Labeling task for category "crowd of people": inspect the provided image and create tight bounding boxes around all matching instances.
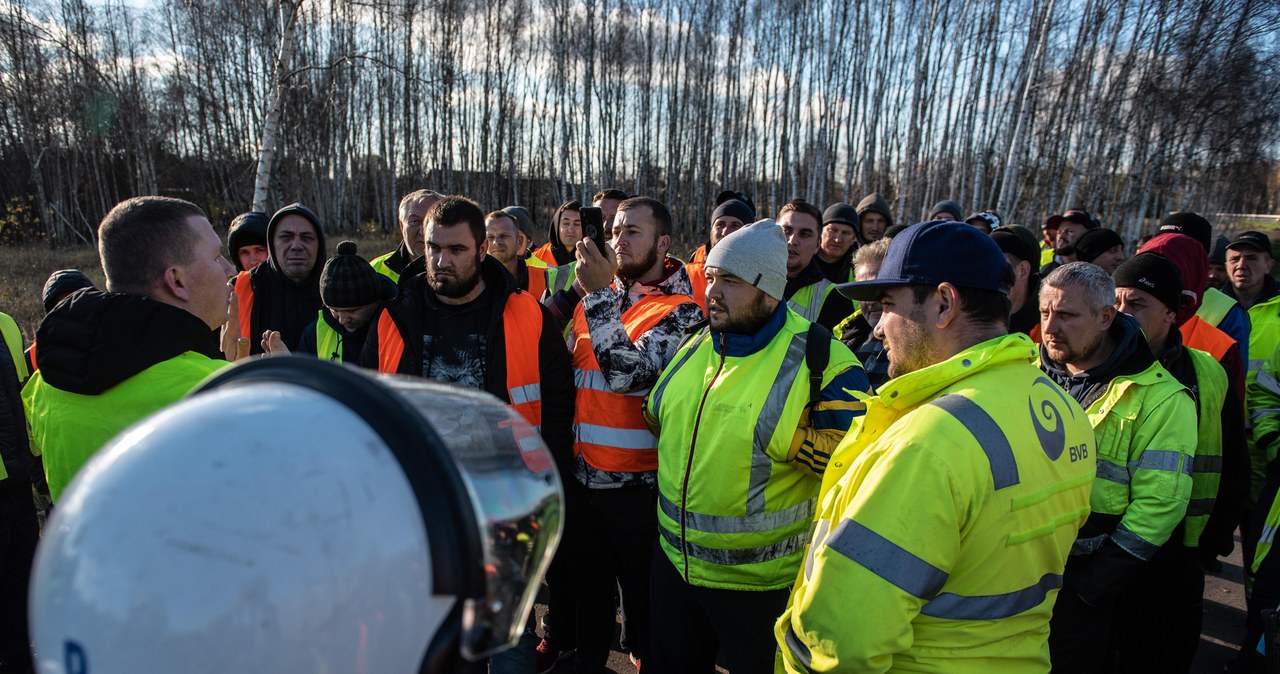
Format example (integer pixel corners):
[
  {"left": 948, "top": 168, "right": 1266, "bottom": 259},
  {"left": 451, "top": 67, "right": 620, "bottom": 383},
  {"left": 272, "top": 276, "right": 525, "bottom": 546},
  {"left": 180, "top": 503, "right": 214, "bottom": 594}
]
[{"left": 1, "top": 186, "right": 1279, "bottom": 674}]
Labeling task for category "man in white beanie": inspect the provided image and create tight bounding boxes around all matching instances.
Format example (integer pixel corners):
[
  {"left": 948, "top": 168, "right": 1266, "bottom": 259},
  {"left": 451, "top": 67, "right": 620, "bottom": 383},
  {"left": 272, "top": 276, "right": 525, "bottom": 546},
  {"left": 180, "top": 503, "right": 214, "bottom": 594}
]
[{"left": 643, "top": 219, "right": 870, "bottom": 673}]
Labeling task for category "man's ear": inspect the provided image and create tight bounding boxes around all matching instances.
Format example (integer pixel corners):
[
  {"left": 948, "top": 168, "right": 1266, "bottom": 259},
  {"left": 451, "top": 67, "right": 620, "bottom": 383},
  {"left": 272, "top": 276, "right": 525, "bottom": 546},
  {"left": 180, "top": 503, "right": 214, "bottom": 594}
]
[
  {"left": 935, "top": 282, "right": 962, "bottom": 329},
  {"left": 163, "top": 265, "right": 189, "bottom": 302},
  {"left": 477, "top": 237, "right": 489, "bottom": 257},
  {"left": 657, "top": 233, "right": 672, "bottom": 256},
  {"left": 1098, "top": 304, "right": 1118, "bottom": 332}
]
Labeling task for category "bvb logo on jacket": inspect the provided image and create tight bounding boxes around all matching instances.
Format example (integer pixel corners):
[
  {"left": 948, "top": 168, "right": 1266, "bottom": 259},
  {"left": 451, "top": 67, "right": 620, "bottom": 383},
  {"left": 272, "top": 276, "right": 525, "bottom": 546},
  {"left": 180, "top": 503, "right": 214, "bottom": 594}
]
[{"left": 1029, "top": 376, "right": 1089, "bottom": 462}]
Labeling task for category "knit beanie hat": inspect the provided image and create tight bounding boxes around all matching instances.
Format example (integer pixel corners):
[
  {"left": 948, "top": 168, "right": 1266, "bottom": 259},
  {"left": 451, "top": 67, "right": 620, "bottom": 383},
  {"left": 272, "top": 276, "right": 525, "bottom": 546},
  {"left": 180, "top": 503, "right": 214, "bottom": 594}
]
[
  {"left": 42, "top": 269, "right": 94, "bottom": 313},
  {"left": 227, "top": 211, "right": 269, "bottom": 271},
  {"left": 1114, "top": 253, "right": 1183, "bottom": 313},
  {"left": 705, "top": 219, "right": 788, "bottom": 301},
  {"left": 711, "top": 199, "right": 756, "bottom": 225},
  {"left": 1157, "top": 212, "right": 1212, "bottom": 253},
  {"left": 715, "top": 190, "right": 757, "bottom": 219},
  {"left": 929, "top": 200, "right": 963, "bottom": 221},
  {"left": 822, "top": 202, "right": 860, "bottom": 228},
  {"left": 990, "top": 226, "right": 1039, "bottom": 265},
  {"left": 1138, "top": 233, "right": 1207, "bottom": 324},
  {"left": 1209, "top": 235, "right": 1230, "bottom": 265},
  {"left": 320, "top": 241, "right": 383, "bottom": 308},
  {"left": 502, "top": 206, "right": 536, "bottom": 237},
  {"left": 1073, "top": 228, "right": 1125, "bottom": 264}
]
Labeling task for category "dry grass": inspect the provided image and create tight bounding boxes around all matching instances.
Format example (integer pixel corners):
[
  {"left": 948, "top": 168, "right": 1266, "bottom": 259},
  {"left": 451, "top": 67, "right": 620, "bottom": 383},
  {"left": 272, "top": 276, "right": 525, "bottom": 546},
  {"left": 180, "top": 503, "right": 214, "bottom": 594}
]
[{"left": 0, "top": 232, "right": 403, "bottom": 344}]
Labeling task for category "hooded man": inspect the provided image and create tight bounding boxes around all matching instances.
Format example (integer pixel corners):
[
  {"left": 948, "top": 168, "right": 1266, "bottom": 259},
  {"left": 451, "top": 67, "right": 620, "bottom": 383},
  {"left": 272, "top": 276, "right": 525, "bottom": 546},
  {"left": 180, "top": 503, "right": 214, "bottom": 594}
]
[
  {"left": 227, "top": 211, "right": 270, "bottom": 272},
  {"left": 855, "top": 193, "right": 893, "bottom": 243},
  {"left": 531, "top": 200, "right": 582, "bottom": 268},
  {"left": 233, "top": 203, "right": 328, "bottom": 356},
  {"left": 22, "top": 197, "right": 235, "bottom": 502},
  {"left": 926, "top": 199, "right": 963, "bottom": 222}
]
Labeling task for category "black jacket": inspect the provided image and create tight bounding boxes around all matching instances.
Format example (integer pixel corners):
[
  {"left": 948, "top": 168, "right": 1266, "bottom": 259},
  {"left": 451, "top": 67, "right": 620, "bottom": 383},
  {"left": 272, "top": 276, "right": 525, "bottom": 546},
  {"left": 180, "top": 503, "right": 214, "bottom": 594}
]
[
  {"left": 359, "top": 256, "right": 576, "bottom": 467},
  {"left": 36, "top": 288, "right": 221, "bottom": 396},
  {"left": 245, "top": 204, "right": 328, "bottom": 355},
  {"left": 298, "top": 276, "right": 397, "bottom": 363}
]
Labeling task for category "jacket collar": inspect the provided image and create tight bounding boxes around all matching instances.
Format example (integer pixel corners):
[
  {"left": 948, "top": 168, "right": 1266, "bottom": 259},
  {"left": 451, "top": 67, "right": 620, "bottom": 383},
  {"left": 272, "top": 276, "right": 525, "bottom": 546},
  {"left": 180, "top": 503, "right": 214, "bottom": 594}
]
[
  {"left": 874, "top": 333, "right": 1039, "bottom": 412},
  {"left": 711, "top": 302, "right": 788, "bottom": 357}
]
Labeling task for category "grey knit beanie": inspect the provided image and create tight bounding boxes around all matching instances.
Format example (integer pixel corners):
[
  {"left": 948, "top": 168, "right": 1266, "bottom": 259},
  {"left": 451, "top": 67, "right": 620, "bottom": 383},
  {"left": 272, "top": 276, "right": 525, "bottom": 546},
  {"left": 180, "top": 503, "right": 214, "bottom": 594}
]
[{"left": 705, "top": 219, "right": 788, "bottom": 301}]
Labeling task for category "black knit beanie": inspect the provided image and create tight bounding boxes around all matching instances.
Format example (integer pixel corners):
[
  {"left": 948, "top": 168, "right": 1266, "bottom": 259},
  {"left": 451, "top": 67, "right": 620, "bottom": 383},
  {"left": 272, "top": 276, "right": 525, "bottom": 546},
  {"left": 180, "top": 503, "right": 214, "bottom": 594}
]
[
  {"left": 1157, "top": 212, "right": 1212, "bottom": 253},
  {"left": 1114, "top": 253, "right": 1182, "bottom": 312},
  {"left": 712, "top": 199, "right": 756, "bottom": 224},
  {"left": 320, "top": 241, "right": 382, "bottom": 307},
  {"left": 1074, "top": 228, "right": 1125, "bottom": 263}
]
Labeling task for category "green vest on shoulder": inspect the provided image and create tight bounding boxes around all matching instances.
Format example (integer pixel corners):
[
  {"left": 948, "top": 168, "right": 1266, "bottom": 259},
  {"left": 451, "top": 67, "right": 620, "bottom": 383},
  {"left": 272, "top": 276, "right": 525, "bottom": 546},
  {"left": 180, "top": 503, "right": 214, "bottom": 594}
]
[
  {"left": 22, "top": 352, "right": 228, "bottom": 501},
  {"left": 1183, "top": 347, "right": 1228, "bottom": 547}
]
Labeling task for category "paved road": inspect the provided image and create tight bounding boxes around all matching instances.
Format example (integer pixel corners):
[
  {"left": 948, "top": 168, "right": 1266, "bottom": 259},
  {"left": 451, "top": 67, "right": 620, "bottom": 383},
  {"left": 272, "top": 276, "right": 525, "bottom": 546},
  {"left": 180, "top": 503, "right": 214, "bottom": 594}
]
[{"left": 532, "top": 534, "right": 1251, "bottom": 673}]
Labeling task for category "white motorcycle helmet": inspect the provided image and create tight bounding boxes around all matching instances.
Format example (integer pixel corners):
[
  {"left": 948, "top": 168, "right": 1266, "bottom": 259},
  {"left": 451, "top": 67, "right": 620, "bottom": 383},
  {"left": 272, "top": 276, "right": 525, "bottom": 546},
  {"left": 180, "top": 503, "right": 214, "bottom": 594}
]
[{"left": 30, "top": 357, "right": 562, "bottom": 674}]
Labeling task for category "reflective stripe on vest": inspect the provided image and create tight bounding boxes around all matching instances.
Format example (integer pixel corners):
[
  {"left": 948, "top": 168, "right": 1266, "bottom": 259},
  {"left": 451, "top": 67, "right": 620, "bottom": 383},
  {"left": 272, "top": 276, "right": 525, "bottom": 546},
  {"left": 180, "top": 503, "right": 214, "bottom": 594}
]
[
  {"left": 0, "top": 312, "right": 27, "bottom": 383},
  {"left": 1198, "top": 287, "right": 1237, "bottom": 326},
  {"left": 1183, "top": 347, "right": 1227, "bottom": 546},
  {"left": 571, "top": 292, "right": 692, "bottom": 473},
  {"left": 315, "top": 311, "right": 343, "bottom": 362},
  {"left": 787, "top": 278, "right": 833, "bottom": 323},
  {"left": 235, "top": 271, "right": 254, "bottom": 340},
  {"left": 502, "top": 291, "right": 545, "bottom": 428}
]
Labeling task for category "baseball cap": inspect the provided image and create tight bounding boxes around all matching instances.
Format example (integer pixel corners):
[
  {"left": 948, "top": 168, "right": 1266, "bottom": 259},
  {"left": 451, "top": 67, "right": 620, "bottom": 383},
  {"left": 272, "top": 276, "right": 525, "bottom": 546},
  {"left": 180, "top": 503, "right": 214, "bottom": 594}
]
[
  {"left": 1227, "top": 231, "right": 1274, "bottom": 257},
  {"left": 838, "top": 220, "right": 1010, "bottom": 301},
  {"left": 1045, "top": 211, "right": 1100, "bottom": 231}
]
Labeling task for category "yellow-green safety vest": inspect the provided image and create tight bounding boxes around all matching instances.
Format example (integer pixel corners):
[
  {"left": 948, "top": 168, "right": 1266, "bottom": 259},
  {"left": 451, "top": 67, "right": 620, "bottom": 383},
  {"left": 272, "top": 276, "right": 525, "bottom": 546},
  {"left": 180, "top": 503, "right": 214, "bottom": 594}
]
[
  {"left": 0, "top": 312, "right": 27, "bottom": 383},
  {"left": 1198, "top": 287, "right": 1238, "bottom": 327},
  {"left": 1076, "top": 360, "right": 1196, "bottom": 559},
  {"left": 315, "top": 312, "right": 343, "bottom": 362},
  {"left": 369, "top": 251, "right": 400, "bottom": 284},
  {"left": 647, "top": 308, "right": 859, "bottom": 591},
  {"left": 778, "top": 334, "right": 1096, "bottom": 673},
  {"left": 22, "top": 352, "right": 229, "bottom": 501},
  {"left": 787, "top": 278, "right": 835, "bottom": 324},
  {"left": 1183, "top": 347, "right": 1228, "bottom": 547}
]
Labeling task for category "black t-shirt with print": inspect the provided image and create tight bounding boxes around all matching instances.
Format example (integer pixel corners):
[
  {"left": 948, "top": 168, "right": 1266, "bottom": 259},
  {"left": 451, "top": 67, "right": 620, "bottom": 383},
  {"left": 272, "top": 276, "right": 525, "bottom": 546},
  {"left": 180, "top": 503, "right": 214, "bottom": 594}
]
[{"left": 421, "top": 283, "right": 494, "bottom": 389}]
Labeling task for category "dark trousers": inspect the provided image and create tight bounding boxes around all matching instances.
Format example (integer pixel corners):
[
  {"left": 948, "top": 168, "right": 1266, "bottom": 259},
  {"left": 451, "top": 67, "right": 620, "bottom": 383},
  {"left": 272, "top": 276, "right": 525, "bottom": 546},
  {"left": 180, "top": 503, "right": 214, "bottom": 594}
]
[
  {"left": 0, "top": 478, "right": 38, "bottom": 673},
  {"left": 647, "top": 542, "right": 789, "bottom": 674},
  {"left": 1108, "top": 547, "right": 1205, "bottom": 672},
  {"left": 568, "top": 481, "right": 656, "bottom": 673},
  {"left": 1049, "top": 556, "right": 1115, "bottom": 673}
]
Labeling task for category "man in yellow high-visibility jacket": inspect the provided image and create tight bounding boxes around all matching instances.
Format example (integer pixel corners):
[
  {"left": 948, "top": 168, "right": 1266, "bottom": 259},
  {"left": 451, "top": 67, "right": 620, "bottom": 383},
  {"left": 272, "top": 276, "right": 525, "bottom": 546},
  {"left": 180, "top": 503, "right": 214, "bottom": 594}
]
[{"left": 777, "top": 221, "right": 1097, "bottom": 673}]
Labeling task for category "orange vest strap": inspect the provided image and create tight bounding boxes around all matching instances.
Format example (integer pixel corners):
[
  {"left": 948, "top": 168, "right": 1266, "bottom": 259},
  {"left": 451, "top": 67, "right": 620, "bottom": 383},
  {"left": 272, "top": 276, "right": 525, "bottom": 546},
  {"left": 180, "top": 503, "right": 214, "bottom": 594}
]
[
  {"left": 234, "top": 272, "right": 254, "bottom": 341},
  {"left": 685, "top": 261, "right": 707, "bottom": 311},
  {"left": 527, "top": 265, "right": 549, "bottom": 299},
  {"left": 376, "top": 309, "right": 405, "bottom": 374},
  {"left": 503, "top": 291, "right": 545, "bottom": 428},
  {"left": 1181, "top": 315, "right": 1236, "bottom": 362}
]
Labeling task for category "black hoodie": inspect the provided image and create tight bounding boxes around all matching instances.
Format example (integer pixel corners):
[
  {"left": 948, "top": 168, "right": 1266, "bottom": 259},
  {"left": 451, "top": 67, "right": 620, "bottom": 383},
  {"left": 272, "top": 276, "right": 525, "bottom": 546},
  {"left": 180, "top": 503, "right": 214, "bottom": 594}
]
[
  {"left": 244, "top": 204, "right": 328, "bottom": 355},
  {"left": 35, "top": 288, "right": 221, "bottom": 396}
]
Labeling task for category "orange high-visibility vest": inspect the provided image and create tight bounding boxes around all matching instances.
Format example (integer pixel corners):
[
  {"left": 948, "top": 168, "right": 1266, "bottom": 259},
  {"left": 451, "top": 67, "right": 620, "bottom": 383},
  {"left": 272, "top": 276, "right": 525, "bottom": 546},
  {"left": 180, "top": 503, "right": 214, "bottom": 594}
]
[
  {"left": 1181, "top": 314, "right": 1237, "bottom": 363},
  {"left": 571, "top": 292, "right": 691, "bottom": 472},
  {"left": 374, "top": 291, "right": 545, "bottom": 428},
  {"left": 234, "top": 271, "right": 254, "bottom": 341},
  {"left": 685, "top": 260, "right": 707, "bottom": 311},
  {"left": 527, "top": 265, "right": 549, "bottom": 299},
  {"left": 689, "top": 244, "right": 707, "bottom": 264},
  {"left": 531, "top": 243, "right": 557, "bottom": 267}
]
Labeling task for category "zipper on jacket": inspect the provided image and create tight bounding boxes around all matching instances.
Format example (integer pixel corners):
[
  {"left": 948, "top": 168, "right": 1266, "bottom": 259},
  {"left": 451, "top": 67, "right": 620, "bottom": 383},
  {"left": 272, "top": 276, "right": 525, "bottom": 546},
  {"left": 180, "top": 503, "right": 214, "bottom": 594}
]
[{"left": 680, "top": 333, "right": 726, "bottom": 583}]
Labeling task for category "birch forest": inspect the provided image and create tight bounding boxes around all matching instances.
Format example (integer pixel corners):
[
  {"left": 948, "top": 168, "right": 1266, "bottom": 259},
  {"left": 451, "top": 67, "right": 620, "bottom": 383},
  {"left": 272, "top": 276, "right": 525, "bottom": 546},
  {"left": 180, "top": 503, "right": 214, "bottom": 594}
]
[{"left": 1, "top": 0, "right": 1277, "bottom": 247}]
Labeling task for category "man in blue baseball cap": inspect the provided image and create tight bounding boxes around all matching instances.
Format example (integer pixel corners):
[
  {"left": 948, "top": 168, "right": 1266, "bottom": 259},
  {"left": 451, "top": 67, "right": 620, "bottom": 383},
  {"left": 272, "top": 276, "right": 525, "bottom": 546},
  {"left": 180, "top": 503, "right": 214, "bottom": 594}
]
[{"left": 776, "top": 220, "right": 1097, "bottom": 673}]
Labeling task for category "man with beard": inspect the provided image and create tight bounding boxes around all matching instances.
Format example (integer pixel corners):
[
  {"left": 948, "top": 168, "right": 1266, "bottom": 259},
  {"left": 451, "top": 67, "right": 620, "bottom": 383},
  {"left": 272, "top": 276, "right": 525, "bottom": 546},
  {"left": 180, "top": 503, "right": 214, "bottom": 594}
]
[
  {"left": 359, "top": 194, "right": 573, "bottom": 464},
  {"left": 644, "top": 220, "right": 868, "bottom": 672},
  {"left": 1040, "top": 209, "right": 1099, "bottom": 275},
  {"left": 1037, "top": 262, "right": 1196, "bottom": 672},
  {"left": 780, "top": 199, "right": 854, "bottom": 331},
  {"left": 855, "top": 193, "right": 893, "bottom": 243},
  {"left": 369, "top": 189, "right": 440, "bottom": 283},
  {"left": 776, "top": 221, "right": 1095, "bottom": 673},
  {"left": 233, "top": 203, "right": 327, "bottom": 355},
  {"left": 565, "top": 196, "right": 704, "bottom": 671}
]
